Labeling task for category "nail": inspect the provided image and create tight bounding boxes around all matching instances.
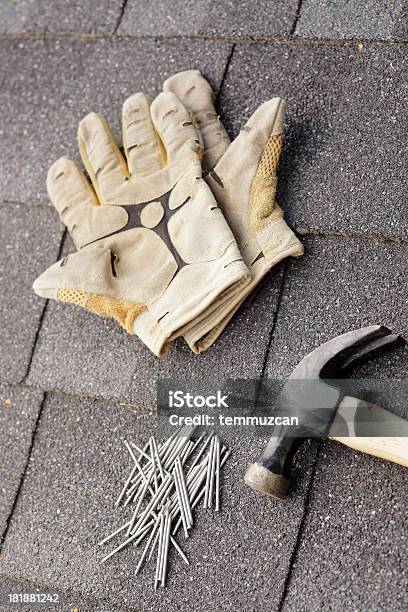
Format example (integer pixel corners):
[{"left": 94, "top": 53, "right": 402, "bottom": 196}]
[
  {"left": 161, "top": 508, "right": 171, "bottom": 586},
  {"left": 154, "top": 511, "right": 165, "bottom": 590},
  {"left": 123, "top": 485, "right": 138, "bottom": 507},
  {"left": 215, "top": 439, "right": 221, "bottom": 512},
  {"left": 135, "top": 515, "right": 160, "bottom": 576},
  {"left": 127, "top": 475, "right": 151, "bottom": 537},
  {"left": 124, "top": 439, "right": 139, "bottom": 464},
  {"left": 187, "top": 432, "right": 213, "bottom": 474},
  {"left": 163, "top": 425, "right": 196, "bottom": 470},
  {"left": 151, "top": 436, "right": 165, "bottom": 482},
  {"left": 180, "top": 440, "right": 193, "bottom": 464},
  {"left": 173, "top": 465, "right": 189, "bottom": 538},
  {"left": 172, "top": 465, "right": 207, "bottom": 535},
  {"left": 98, "top": 519, "right": 131, "bottom": 546},
  {"left": 130, "top": 441, "right": 152, "bottom": 464},
  {"left": 148, "top": 524, "right": 160, "bottom": 562},
  {"left": 115, "top": 463, "right": 137, "bottom": 506},
  {"left": 134, "top": 521, "right": 153, "bottom": 546},
  {"left": 101, "top": 525, "right": 149, "bottom": 564},
  {"left": 187, "top": 433, "right": 205, "bottom": 460},
  {"left": 150, "top": 437, "right": 158, "bottom": 493},
  {"left": 176, "top": 457, "right": 193, "bottom": 527},
  {"left": 204, "top": 437, "right": 215, "bottom": 508},
  {"left": 208, "top": 436, "right": 218, "bottom": 509},
  {"left": 169, "top": 535, "right": 189, "bottom": 565}
]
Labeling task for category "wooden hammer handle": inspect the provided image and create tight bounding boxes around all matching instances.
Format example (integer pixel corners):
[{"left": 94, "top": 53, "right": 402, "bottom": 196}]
[{"left": 328, "top": 396, "right": 408, "bottom": 468}]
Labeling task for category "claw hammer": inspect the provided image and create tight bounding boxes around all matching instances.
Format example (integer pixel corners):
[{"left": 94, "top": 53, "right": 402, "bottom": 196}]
[{"left": 245, "top": 325, "right": 408, "bottom": 499}]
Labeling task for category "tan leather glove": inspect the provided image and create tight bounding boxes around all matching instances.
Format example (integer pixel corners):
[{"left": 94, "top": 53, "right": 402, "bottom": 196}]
[
  {"left": 163, "top": 71, "right": 304, "bottom": 353},
  {"left": 33, "top": 91, "right": 250, "bottom": 357}
]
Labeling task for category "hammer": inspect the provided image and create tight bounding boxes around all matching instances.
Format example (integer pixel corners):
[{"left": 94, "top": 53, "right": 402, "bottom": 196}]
[{"left": 245, "top": 325, "right": 408, "bottom": 499}]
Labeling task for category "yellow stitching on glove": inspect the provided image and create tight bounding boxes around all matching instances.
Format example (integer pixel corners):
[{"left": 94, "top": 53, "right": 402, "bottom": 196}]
[
  {"left": 57, "top": 289, "right": 146, "bottom": 333},
  {"left": 249, "top": 134, "right": 284, "bottom": 232}
]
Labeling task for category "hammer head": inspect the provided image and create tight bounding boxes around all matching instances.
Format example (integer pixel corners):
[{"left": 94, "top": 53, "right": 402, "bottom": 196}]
[
  {"left": 289, "top": 325, "right": 401, "bottom": 380},
  {"left": 244, "top": 325, "right": 404, "bottom": 499}
]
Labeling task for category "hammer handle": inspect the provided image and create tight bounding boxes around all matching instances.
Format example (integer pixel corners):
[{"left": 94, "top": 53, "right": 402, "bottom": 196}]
[{"left": 329, "top": 396, "right": 408, "bottom": 468}]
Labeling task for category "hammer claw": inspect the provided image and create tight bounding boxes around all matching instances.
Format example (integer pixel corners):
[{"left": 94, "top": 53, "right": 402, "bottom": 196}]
[
  {"left": 291, "top": 325, "right": 394, "bottom": 380},
  {"left": 339, "top": 333, "right": 404, "bottom": 375}
]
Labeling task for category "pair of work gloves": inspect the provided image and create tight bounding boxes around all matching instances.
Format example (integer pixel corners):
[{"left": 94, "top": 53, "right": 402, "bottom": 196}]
[{"left": 33, "top": 71, "right": 304, "bottom": 357}]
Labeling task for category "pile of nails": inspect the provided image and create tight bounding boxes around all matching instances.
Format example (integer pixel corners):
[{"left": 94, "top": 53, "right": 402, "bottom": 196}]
[{"left": 99, "top": 426, "right": 230, "bottom": 589}]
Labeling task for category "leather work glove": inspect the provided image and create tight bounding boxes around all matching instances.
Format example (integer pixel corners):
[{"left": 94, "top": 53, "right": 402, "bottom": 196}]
[
  {"left": 163, "top": 71, "right": 304, "bottom": 353},
  {"left": 33, "top": 91, "right": 251, "bottom": 357}
]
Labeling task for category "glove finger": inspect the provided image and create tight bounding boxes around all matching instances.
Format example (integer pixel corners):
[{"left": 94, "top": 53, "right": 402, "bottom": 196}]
[
  {"left": 163, "top": 70, "right": 230, "bottom": 173},
  {"left": 32, "top": 248, "right": 145, "bottom": 333},
  {"left": 243, "top": 99, "right": 286, "bottom": 231},
  {"left": 150, "top": 92, "right": 200, "bottom": 169},
  {"left": 78, "top": 112, "right": 129, "bottom": 204},
  {"left": 206, "top": 98, "right": 285, "bottom": 248},
  {"left": 213, "top": 98, "right": 285, "bottom": 180},
  {"left": 47, "top": 157, "right": 128, "bottom": 249},
  {"left": 250, "top": 97, "right": 285, "bottom": 162},
  {"left": 122, "top": 92, "right": 164, "bottom": 176}
]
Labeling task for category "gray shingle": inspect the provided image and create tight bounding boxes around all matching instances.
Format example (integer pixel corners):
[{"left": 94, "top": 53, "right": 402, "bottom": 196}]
[
  {"left": 0, "top": 0, "right": 123, "bottom": 34},
  {"left": 0, "top": 204, "right": 63, "bottom": 383},
  {"left": 221, "top": 42, "right": 408, "bottom": 239},
  {"left": 119, "top": 0, "right": 299, "bottom": 37},
  {"left": 0, "top": 385, "right": 43, "bottom": 539},
  {"left": 296, "top": 1, "right": 408, "bottom": 41},
  {"left": 282, "top": 440, "right": 408, "bottom": 612}
]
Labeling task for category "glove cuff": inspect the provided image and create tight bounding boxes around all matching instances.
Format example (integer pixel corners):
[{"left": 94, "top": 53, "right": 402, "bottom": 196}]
[
  {"left": 133, "top": 259, "right": 251, "bottom": 357},
  {"left": 256, "top": 215, "right": 304, "bottom": 265},
  {"left": 133, "top": 309, "right": 173, "bottom": 358},
  {"left": 184, "top": 217, "right": 303, "bottom": 354}
]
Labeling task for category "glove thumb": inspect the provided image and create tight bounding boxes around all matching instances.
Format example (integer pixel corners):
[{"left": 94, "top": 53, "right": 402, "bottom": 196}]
[{"left": 33, "top": 248, "right": 145, "bottom": 333}]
